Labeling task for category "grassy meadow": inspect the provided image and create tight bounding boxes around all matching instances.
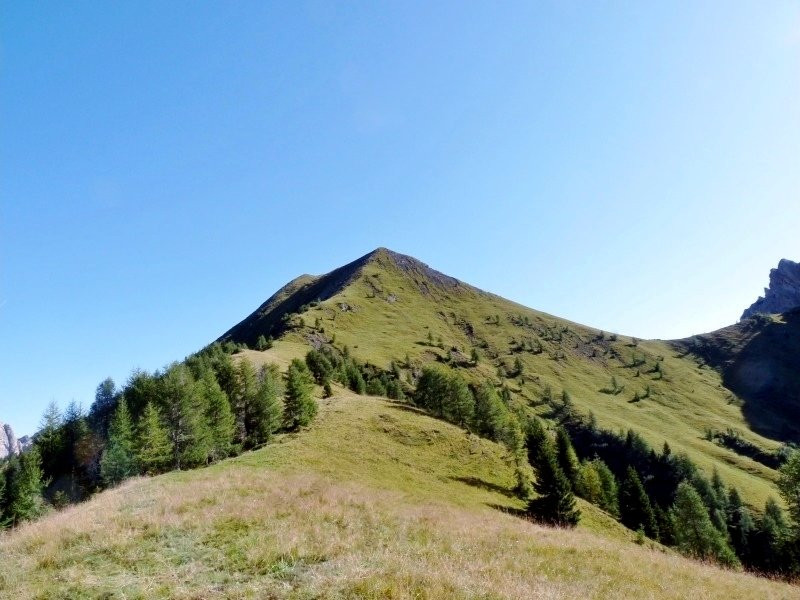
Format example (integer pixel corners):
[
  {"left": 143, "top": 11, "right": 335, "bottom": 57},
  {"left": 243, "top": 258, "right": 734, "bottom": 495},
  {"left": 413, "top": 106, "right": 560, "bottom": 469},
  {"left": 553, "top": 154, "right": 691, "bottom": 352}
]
[{"left": 1, "top": 389, "right": 797, "bottom": 599}]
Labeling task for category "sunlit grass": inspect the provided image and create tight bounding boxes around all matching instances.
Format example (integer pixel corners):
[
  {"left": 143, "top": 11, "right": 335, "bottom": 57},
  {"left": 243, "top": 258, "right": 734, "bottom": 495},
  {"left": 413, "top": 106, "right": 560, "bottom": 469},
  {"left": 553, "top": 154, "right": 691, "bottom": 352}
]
[{"left": 0, "top": 392, "right": 796, "bottom": 598}]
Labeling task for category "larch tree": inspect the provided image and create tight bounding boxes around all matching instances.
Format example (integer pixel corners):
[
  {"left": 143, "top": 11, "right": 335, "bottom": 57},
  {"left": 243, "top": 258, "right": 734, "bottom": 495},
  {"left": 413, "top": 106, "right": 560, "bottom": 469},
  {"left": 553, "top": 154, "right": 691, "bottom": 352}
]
[
  {"left": 136, "top": 402, "right": 171, "bottom": 475},
  {"left": 284, "top": 359, "right": 316, "bottom": 431},
  {"left": 671, "top": 481, "right": 739, "bottom": 567},
  {"left": 619, "top": 466, "right": 659, "bottom": 539},
  {"left": 99, "top": 399, "right": 136, "bottom": 486}
]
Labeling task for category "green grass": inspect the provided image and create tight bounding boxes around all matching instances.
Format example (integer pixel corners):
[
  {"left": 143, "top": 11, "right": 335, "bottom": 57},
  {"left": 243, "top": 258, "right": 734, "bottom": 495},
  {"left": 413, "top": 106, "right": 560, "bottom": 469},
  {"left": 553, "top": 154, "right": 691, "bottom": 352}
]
[
  {"left": 1, "top": 390, "right": 796, "bottom": 599},
  {"left": 271, "top": 249, "right": 783, "bottom": 510}
]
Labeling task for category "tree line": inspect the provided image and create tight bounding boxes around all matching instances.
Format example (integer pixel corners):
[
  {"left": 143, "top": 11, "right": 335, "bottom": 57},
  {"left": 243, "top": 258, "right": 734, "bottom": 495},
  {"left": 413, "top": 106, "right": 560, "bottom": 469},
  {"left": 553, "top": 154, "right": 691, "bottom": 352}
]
[
  {"left": 0, "top": 343, "right": 317, "bottom": 527},
  {"left": 411, "top": 362, "right": 800, "bottom": 579}
]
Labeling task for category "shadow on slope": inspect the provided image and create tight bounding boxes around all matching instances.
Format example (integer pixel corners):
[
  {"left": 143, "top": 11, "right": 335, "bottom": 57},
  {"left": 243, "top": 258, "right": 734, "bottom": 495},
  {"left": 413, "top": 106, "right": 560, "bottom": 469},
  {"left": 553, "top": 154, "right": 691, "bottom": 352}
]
[{"left": 674, "top": 309, "right": 800, "bottom": 443}]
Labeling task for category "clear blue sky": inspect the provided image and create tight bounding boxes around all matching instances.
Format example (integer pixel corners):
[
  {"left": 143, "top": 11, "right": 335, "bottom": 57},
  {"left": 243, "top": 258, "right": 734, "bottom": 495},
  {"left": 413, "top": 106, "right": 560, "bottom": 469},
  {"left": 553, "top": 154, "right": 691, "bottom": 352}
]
[{"left": 2, "top": 2, "right": 799, "bottom": 435}]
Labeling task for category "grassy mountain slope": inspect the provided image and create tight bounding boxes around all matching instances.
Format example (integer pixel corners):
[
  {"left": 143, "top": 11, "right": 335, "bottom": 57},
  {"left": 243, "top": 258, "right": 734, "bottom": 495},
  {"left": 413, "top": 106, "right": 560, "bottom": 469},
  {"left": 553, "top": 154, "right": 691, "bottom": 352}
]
[
  {"left": 222, "top": 249, "right": 786, "bottom": 509},
  {"left": 2, "top": 387, "right": 796, "bottom": 599}
]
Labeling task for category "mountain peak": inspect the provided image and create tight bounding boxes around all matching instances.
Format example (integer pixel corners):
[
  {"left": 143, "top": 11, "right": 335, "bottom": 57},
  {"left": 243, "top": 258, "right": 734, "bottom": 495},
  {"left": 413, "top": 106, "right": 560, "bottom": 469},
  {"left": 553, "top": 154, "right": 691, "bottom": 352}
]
[
  {"left": 0, "top": 421, "right": 22, "bottom": 459},
  {"left": 218, "top": 248, "right": 467, "bottom": 346},
  {"left": 742, "top": 258, "right": 800, "bottom": 320}
]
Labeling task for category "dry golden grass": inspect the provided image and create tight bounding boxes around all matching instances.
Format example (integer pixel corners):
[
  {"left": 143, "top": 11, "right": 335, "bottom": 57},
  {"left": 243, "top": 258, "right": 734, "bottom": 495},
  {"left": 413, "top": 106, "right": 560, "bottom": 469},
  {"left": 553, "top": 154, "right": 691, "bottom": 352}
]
[{"left": 1, "top": 392, "right": 797, "bottom": 599}]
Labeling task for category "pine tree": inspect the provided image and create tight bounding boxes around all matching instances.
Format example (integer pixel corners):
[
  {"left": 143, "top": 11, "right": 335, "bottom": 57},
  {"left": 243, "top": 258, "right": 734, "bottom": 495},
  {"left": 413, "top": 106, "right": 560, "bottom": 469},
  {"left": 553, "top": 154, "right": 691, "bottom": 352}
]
[
  {"left": 61, "top": 401, "right": 93, "bottom": 497},
  {"left": 575, "top": 460, "right": 603, "bottom": 505},
  {"left": 619, "top": 466, "right": 659, "bottom": 539},
  {"left": 160, "top": 364, "right": 211, "bottom": 470},
  {"left": 136, "top": 402, "right": 171, "bottom": 475},
  {"left": 6, "top": 447, "right": 46, "bottom": 525},
  {"left": 199, "top": 369, "right": 235, "bottom": 461},
  {"left": 246, "top": 364, "right": 283, "bottom": 446},
  {"left": 35, "top": 401, "right": 64, "bottom": 479},
  {"left": 442, "top": 373, "right": 474, "bottom": 429},
  {"left": 726, "top": 487, "right": 754, "bottom": 564},
  {"left": 555, "top": 427, "right": 580, "bottom": 490},
  {"left": 671, "top": 481, "right": 739, "bottom": 566},
  {"left": 749, "top": 497, "right": 788, "bottom": 574},
  {"left": 415, "top": 366, "right": 448, "bottom": 417},
  {"left": 100, "top": 399, "right": 136, "bottom": 486},
  {"left": 778, "top": 450, "right": 800, "bottom": 525},
  {"left": 255, "top": 334, "right": 269, "bottom": 351},
  {"left": 593, "top": 459, "right": 619, "bottom": 516},
  {"left": 526, "top": 420, "right": 580, "bottom": 526},
  {"left": 284, "top": 359, "right": 316, "bottom": 431},
  {"left": 233, "top": 359, "right": 258, "bottom": 445},
  {"left": 89, "top": 377, "right": 117, "bottom": 436},
  {"left": 473, "top": 383, "right": 503, "bottom": 439},
  {"left": 305, "top": 350, "right": 333, "bottom": 384}
]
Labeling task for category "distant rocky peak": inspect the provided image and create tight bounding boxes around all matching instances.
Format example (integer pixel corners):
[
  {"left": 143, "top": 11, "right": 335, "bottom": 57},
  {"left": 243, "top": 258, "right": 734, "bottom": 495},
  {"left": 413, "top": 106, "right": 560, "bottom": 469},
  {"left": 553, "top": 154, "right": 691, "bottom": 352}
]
[
  {"left": 0, "top": 421, "right": 22, "bottom": 459},
  {"left": 742, "top": 259, "right": 800, "bottom": 320}
]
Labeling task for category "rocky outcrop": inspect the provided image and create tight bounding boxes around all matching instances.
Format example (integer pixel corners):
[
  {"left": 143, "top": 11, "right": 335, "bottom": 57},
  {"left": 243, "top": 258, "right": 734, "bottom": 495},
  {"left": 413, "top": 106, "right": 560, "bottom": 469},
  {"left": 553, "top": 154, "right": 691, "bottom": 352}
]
[
  {"left": 0, "top": 422, "right": 22, "bottom": 459},
  {"left": 742, "top": 259, "right": 800, "bottom": 320}
]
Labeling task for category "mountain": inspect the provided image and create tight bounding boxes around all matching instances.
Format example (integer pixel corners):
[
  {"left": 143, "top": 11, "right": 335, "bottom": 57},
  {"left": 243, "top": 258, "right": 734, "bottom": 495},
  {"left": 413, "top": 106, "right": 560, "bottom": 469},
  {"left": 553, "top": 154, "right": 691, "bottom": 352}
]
[
  {"left": 219, "top": 248, "right": 469, "bottom": 347},
  {"left": 742, "top": 258, "right": 800, "bottom": 319},
  {"left": 3, "top": 248, "right": 800, "bottom": 597},
  {"left": 0, "top": 421, "right": 22, "bottom": 459},
  {"left": 219, "top": 248, "right": 789, "bottom": 502}
]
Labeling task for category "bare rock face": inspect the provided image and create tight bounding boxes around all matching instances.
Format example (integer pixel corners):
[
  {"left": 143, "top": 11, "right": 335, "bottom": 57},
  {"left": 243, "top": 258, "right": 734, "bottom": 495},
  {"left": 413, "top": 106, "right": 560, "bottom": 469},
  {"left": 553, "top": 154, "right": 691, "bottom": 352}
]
[
  {"left": 0, "top": 422, "right": 22, "bottom": 459},
  {"left": 742, "top": 259, "right": 800, "bottom": 320}
]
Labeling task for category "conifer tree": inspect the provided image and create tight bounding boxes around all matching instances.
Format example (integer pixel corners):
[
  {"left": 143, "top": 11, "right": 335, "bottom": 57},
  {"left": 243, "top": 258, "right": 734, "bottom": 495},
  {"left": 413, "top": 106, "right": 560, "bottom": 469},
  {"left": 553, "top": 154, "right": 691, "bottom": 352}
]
[
  {"left": 619, "top": 466, "right": 659, "bottom": 539},
  {"left": 778, "top": 450, "right": 800, "bottom": 525},
  {"left": 671, "top": 481, "right": 739, "bottom": 566},
  {"left": 305, "top": 350, "right": 333, "bottom": 384},
  {"left": 575, "top": 460, "right": 603, "bottom": 505},
  {"left": 726, "top": 487, "right": 754, "bottom": 564},
  {"left": 415, "top": 366, "right": 448, "bottom": 417},
  {"left": 136, "top": 402, "right": 171, "bottom": 475},
  {"left": 100, "top": 399, "right": 136, "bottom": 486},
  {"left": 526, "top": 420, "right": 580, "bottom": 526},
  {"left": 6, "top": 448, "right": 46, "bottom": 525},
  {"left": 443, "top": 373, "right": 474, "bottom": 429},
  {"left": 199, "top": 369, "right": 235, "bottom": 460},
  {"left": 255, "top": 334, "right": 269, "bottom": 351},
  {"left": 593, "top": 459, "right": 619, "bottom": 516},
  {"left": 284, "top": 359, "right": 316, "bottom": 430},
  {"left": 749, "top": 497, "right": 788, "bottom": 574},
  {"left": 246, "top": 364, "right": 283, "bottom": 446},
  {"left": 35, "top": 401, "right": 64, "bottom": 479},
  {"left": 233, "top": 359, "right": 258, "bottom": 445},
  {"left": 555, "top": 427, "right": 580, "bottom": 490},
  {"left": 473, "top": 382, "right": 503, "bottom": 439},
  {"left": 89, "top": 378, "right": 117, "bottom": 436},
  {"left": 160, "top": 364, "right": 211, "bottom": 470}
]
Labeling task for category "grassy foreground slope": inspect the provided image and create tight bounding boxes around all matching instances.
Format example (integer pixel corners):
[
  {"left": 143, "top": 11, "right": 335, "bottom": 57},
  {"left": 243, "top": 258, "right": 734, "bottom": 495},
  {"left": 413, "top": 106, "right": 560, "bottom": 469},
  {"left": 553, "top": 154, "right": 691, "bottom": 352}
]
[
  {"left": 1, "top": 390, "right": 797, "bottom": 599},
  {"left": 223, "top": 249, "right": 784, "bottom": 509}
]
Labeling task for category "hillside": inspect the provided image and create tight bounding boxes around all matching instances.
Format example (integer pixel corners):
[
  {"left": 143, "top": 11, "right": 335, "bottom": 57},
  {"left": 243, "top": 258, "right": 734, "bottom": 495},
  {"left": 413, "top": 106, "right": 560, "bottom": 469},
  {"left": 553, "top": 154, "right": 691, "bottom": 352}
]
[
  {"left": 1, "top": 387, "right": 796, "bottom": 599},
  {"left": 674, "top": 309, "right": 800, "bottom": 442},
  {"left": 220, "top": 248, "right": 791, "bottom": 510}
]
